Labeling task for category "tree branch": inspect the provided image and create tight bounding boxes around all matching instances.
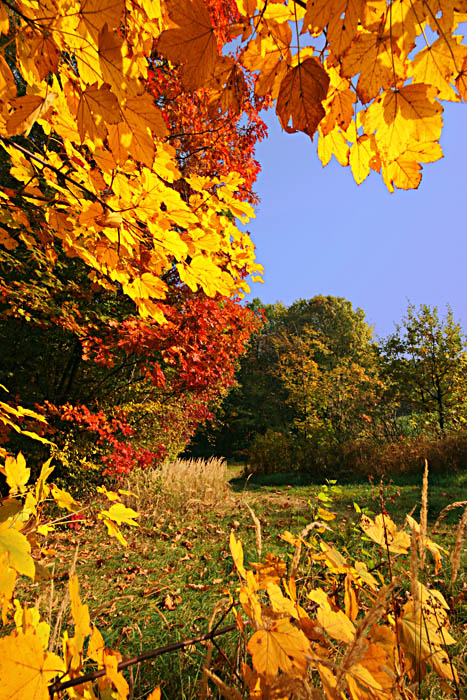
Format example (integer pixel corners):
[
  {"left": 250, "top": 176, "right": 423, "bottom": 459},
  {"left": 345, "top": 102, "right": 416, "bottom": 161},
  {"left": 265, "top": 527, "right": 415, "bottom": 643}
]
[{"left": 48, "top": 623, "right": 236, "bottom": 698}]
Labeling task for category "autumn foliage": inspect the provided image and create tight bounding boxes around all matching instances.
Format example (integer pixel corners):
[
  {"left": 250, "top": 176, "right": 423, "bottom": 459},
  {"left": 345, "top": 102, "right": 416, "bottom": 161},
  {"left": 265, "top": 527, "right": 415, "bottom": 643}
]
[{"left": 0, "top": 0, "right": 466, "bottom": 697}]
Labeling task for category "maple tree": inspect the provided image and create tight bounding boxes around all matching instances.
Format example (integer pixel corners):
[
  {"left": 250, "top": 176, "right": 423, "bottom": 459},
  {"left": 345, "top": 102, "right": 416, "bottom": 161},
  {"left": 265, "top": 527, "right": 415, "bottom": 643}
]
[
  {"left": 0, "top": 0, "right": 266, "bottom": 475},
  {"left": 0, "top": 0, "right": 465, "bottom": 320},
  {"left": 0, "top": 251, "right": 261, "bottom": 477}
]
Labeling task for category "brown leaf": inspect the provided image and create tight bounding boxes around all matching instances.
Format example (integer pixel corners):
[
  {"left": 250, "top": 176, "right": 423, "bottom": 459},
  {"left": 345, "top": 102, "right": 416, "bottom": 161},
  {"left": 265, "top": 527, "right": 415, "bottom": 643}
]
[
  {"left": 276, "top": 58, "right": 330, "bottom": 138},
  {"left": 6, "top": 94, "right": 56, "bottom": 136},
  {"left": 163, "top": 593, "right": 181, "bottom": 610}
]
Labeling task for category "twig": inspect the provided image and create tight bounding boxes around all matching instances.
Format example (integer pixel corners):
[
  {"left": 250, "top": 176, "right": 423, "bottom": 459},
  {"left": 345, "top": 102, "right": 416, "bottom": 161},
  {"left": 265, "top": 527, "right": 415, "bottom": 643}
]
[{"left": 48, "top": 624, "right": 236, "bottom": 698}]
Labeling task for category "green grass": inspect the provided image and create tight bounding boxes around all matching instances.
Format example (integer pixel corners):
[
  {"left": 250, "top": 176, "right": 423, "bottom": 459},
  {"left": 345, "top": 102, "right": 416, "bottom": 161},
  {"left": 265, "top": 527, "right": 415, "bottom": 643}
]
[{"left": 30, "top": 468, "right": 467, "bottom": 699}]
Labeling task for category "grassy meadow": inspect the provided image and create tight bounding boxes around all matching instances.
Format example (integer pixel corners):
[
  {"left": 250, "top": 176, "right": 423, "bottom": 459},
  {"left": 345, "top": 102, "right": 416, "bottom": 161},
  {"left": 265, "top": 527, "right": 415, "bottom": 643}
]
[{"left": 29, "top": 460, "right": 467, "bottom": 699}]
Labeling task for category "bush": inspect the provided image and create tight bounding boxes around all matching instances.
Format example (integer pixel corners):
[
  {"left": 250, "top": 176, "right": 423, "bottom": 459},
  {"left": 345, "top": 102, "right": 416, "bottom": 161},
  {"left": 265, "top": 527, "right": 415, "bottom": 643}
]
[
  {"left": 246, "top": 429, "right": 467, "bottom": 480},
  {"left": 247, "top": 430, "right": 296, "bottom": 475}
]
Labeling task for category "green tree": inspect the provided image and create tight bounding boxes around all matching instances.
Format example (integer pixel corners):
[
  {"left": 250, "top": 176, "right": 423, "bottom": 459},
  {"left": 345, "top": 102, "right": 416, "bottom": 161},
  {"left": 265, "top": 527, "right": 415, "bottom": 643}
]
[
  {"left": 188, "top": 295, "right": 383, "bottom": 461},
  {"left": 382, "top": 304, "right": 467, "bottom": 433},
  {"left": 274, "top": 310, "right": 384, "bottom": 447}
]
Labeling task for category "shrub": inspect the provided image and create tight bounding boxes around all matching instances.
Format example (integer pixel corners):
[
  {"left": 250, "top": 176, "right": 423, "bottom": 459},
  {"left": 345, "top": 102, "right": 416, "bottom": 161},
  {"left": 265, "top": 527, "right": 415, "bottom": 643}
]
[
  {"left": 247, "top": 430, "right": 296, "bottom": 475},
  {"left": 246, "top": 429, "right": 467, "bottom": 480}
]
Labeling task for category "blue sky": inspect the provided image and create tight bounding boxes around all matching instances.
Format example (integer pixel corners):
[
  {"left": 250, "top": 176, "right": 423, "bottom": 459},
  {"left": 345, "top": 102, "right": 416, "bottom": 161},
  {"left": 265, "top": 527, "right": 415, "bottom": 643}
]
[{"left": 244, "top": 104, "right": 467, "bottom": 340}]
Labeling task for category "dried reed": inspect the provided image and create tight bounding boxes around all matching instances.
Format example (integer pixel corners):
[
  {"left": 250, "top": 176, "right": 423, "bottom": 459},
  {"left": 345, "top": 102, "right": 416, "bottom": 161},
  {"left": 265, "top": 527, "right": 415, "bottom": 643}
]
[
  {"left": 432, "top": 501, "right": 467, "bottom": 533},
  {"left": 334, "top": 580, "right": 397, "bottom": 693},
  {"left": 419, "top": 459, "right": 428, "bottom": 570},
  {"left": 244, "top": 501, "right": 262, "bottom": 560},
  {"left": 126, "top": 457, "right": 232, "bottom": 519},
  {"left": 410, "top": 528, "right": 420, "bottom": 610},
  {"left": 451, "top": 504, "right": 467, "bottom": 585}
]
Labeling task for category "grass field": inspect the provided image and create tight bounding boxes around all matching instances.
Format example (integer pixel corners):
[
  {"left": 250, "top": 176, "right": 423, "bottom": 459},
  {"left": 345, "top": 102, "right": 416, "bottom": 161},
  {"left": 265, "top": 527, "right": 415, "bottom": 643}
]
[{"left": 33, "top": 463, "right": 467, "bottom": 699}]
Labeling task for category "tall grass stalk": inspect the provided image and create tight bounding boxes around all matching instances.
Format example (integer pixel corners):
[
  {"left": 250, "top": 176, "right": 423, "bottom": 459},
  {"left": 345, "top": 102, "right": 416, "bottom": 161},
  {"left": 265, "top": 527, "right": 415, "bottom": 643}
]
[{"left": 126, "top": 457, "right": 232, "bottom": 519}]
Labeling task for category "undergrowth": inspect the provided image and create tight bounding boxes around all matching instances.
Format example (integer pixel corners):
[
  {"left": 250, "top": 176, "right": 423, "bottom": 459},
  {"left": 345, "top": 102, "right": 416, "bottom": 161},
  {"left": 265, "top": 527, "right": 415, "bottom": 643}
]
[{"left": 1, "top": 456, "right": 466, "bottom": 699}]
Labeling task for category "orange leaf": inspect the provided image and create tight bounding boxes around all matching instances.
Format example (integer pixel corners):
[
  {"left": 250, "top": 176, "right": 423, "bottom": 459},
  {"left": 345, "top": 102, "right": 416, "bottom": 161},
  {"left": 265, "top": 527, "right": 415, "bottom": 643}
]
[
  {"left": 6, "top": 95, "right": 56, "bottom": 136},
  {"left": 276, "top": 58, "right": 330, "bottom": 138},
  {"left": 157, "top": 0, "right": 218, "bottom": 91}
]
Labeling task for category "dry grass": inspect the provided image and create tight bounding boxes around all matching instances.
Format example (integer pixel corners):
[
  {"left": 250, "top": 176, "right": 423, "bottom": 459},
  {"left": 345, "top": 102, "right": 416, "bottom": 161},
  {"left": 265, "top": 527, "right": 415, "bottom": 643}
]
[
  {"left": 451, "top": 503, "right": 467, "bottom": 584},
  {"left": 126, "top": 456, "right": 232, "bottom": 519}
]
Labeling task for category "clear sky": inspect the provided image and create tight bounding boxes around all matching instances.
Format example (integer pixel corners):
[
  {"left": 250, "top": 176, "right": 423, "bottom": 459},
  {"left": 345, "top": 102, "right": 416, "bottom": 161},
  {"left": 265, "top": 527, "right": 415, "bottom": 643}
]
[{"left": 244, "top": 103, "right": 467, "bottom": 340}]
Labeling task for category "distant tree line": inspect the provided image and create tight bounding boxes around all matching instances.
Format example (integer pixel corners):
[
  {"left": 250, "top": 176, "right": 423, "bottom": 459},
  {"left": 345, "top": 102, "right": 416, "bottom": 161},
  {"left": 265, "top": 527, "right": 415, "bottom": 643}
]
[{"left": 186, "top": 296, "right": 467, "bottom": 477}]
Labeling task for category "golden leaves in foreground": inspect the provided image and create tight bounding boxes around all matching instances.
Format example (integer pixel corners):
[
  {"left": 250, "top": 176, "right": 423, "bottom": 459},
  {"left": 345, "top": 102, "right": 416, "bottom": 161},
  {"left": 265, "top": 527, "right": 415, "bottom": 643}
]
[
  {"left": 248, "top": 618, "right": 311, "bottom": 679},
  {"left": 228, "top": 483, "right": 459, "bottom": 700},
  {"left": 0, "top": 453, "right": 149, "bottom": 699},
  {"left": 0, "top": 632, "right": 64, "bottom": 700}
]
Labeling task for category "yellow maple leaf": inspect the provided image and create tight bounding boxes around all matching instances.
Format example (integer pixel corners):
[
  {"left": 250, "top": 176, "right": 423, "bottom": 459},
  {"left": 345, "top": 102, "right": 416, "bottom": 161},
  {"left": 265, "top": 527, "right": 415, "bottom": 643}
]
[
  {"left": 14, "top": 602, "right": 50, "bottom": 650},
  {"left": 97, "top": 485, "right": 121, "bottom": 501},
  {"left": 364, "top": 84, "right": 443, "bottom": 161},
  {"left": 69, "top": 574, "right": 91, "bottom": 647},
  {"left": 0, "top": 521, "right": 35, "bottom": 578},
  {"left": 0, "top": 631, "right": 64, "bottom": 700},
  {"left": 276, "top": 58, "right": 330, "bottom": 138},
  {"left": 319, "top": 541, "right": 350, "bottom": 573},
  {"left": 87, "top": 625, "right": 106, "bottom": 665},
  {"left": 35, "top": 458, "right": 54, "bottom": 502},
  {"left": 247, "top": 617, "right": 311, "bottom": 679},
  {"left": 102, "top": 517, "right": 128, "bottom": 546},
  {"left": 327, "top": 0, "right": 365, "bottom": 58},
  {"left": 349, "top": 134, "right": 379, "bottom": 184},
  {"left": 263, "top": 1, "right": 305, "bottom": 24},
  {"left": 104, "top": 652, "right": 129, "bottom": 699},
  {"left": 400, "top": 599, "right": 458, "bottom": 682},
  {"left": 317, "top": 607, "right": 356, "bottom": 644},
  {"left": 241, "top": 28, "right": 290, "bottom": 100},
  {"left": 266, "top": 582, "right": 300, "bottom": 620},
  {"left": 108, "top": 121, "right": 133, "bottom": 164},
  {"left": 124, "top": 93, "right": 168, "bottom": 138},
  {"left": 341, "top": 28, "right": 403, "bottom": 104},
  {"left": 381, "top": 155, "right": 422, "bottom": 192},
  {"left": 5, "top": 452, "right": 30, "bottom": 494},
  {"left": 239, "top": 577, "right": 263, "bottom": 625},
  {"left": 320, "top": 65, "right": 356, "bottom": 136},
  {"left": 344, "top": 574, "right": 358, "bottom": 622},
  {"left": 360, "top": 513, "right": 410, "bottom": 554},
  {"left": 98, "top": 23, "right": 127, "bottom": 101},
  {"left": 0, "top": 1, "right": 9, "bottom": 34},
  {"left": 406, "top": 514, "right": 447, "bottom": 573},
  {"left": 99, "top": 502, "right": 139, "bottom": 526},
  {"left": 0, "top": 553, "right": 16, "bottom": 623},
  {"left": 230, "top": 531, "right": 247, "bottom": 579},
  {"left": 157, "top": 0, "right": 219, "bottom": 91},
  {"left": 0, "top": 54, "right": 16, "bottom": 102},
  {"left": 410, "top": 36, "right": 467, "bottom": 101},
  {"left": 317, "top": 125, "right": 350, "bottom": 166},
  {"left": 6, "top": 94, "right": 57, "bottom": 136},
  {"left": 77, "top": 83, "right": 121, "bottom": 143},
  {"left": 51, "top": 484, "right": 79, "bottom": 512},
  {"left": 79, "top": 0, "right": 125, "bottom": 41}
]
